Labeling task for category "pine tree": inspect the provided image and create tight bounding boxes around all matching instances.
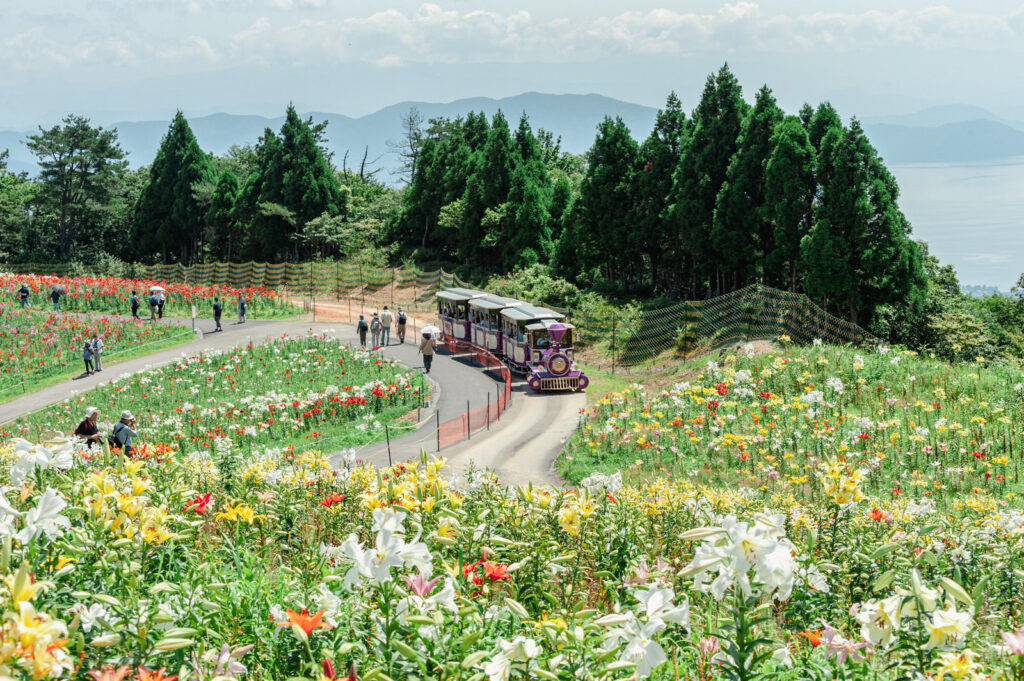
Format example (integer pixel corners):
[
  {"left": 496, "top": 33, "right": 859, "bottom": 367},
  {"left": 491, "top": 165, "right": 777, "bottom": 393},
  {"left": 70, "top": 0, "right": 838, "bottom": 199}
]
[
  {"left": 133, "top": 111, "right": 214, "bottom": 263},
  {"left": 808, "top": 102, "right": 842, "bottom": 152},
  {"left": 764, "top": 116, "right": 816, "bottom": 291},
  {"left": 666, "top": 64, "right": 748, "bottom": 296},
  {"left": 712, "top": 84, "right": 782, "bottom": 290},
  {"left": 504, "top": 115, "right": 553, "bottom": 268},
  {"left": 634, "top": 92, "right": 686, "bottom": 292},
  {"left": 479, "top": 112, "right": 514, "bottom": 209}
]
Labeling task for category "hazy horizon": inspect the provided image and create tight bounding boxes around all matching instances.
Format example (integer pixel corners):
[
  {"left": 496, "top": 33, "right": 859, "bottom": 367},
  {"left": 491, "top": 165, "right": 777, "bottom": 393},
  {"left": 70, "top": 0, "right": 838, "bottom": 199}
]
[{"left": 4, "top": 1, "right": 1024, "bottom": 128}]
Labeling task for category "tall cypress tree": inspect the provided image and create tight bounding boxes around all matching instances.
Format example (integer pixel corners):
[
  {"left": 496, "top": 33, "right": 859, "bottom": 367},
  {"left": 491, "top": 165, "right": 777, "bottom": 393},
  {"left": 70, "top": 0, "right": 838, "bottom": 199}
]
[
  {"left": 134, "top": 111, "right": 215, "bottom": 263},
  {"left": 205, "top": 169, "right": 240, "bottom": 261},
  {"left": 279, "top": 106, "right": 343, "bottom": 257},
  {"left": 802, "top": 119, "right": 924, "bottom": 325},
  {"left": 505, "top": 115, "right": 553, "bottom": 268},
  {"left": 764, "top": 116, "right": 816, "bottom": 291},
  {"left": 666, "top": 64, "right": 747, "bottom": 295},
  {"left": 563, "top": 116, "right": 637, "bottom": 284},
  {"left": 479, "top": 112, "right": 514, "bottom": 210},
  {"left": 712, "top": 84, "right": 782, "bottom": 289},
  {"left": 808, "top": 102, "right": 842, "bottom": 152},
  {"left": 635, "top": 92, "right": 686, "bottom": 292}
]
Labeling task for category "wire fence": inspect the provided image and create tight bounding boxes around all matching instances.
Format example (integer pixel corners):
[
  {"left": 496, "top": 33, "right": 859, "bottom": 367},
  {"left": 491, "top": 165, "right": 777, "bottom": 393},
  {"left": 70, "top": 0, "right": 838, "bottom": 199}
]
[{"left": 8, "top": 262, "right": 878, "bottom": 371}]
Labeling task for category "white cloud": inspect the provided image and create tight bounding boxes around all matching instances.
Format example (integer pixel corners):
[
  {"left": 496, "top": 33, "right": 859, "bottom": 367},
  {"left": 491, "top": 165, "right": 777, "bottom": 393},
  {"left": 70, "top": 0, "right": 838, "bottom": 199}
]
[{"left": 375, "top": 54, "right": 405, "bottom": 68}]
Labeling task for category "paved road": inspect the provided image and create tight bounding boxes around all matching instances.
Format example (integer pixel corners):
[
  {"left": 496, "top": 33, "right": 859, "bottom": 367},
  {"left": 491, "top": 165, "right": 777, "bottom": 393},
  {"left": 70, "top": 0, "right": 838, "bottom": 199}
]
[{"left": 0, "top": 310, "right": 581, "bottom": 486}]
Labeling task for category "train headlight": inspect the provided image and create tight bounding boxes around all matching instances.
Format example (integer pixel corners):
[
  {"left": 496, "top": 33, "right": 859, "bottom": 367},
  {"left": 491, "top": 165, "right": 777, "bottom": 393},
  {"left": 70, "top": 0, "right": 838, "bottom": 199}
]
[
  {"left": 532, "top": 351, "right": 541, "bottom": 363},
  {"left": 566, "top": 349, "right": 573, "bottom": 360}
]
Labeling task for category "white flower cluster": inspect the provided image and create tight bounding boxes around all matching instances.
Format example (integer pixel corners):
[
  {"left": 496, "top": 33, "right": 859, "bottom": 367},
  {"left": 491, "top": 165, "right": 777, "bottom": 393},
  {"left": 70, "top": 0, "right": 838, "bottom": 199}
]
[
  {"left": 338, "top": 508, "right": 432, "bottom": 590},
  {"left": 579, "top": 470, "right": 623, "bottom": 495},
  {"left": 682, "top": 514, "right": 813, "bottom": 602}
]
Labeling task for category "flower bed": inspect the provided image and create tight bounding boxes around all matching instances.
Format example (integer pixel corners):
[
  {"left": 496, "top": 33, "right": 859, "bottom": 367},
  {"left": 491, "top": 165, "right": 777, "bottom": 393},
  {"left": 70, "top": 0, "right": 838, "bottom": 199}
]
[
  {"left": 2, "top": 430, "right": 1024, "bottom": 679},
  {"left": 7, "top": 334, "right": 423, "bottom": 453},
  {"left": 1, "top": 272, "right": 297, "bottom": 319},
  {"left": 0, "top": 303, "right": 192, "bottom": 395},
  {"left": 560, "top": 341, "right": 1024, "bottom": 504}
]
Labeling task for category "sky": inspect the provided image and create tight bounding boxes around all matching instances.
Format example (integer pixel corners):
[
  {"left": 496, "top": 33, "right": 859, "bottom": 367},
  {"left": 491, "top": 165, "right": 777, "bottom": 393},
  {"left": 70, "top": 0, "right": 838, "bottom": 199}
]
[{"left": 3, "top": 1, "right": 1024, "bottom": 127}]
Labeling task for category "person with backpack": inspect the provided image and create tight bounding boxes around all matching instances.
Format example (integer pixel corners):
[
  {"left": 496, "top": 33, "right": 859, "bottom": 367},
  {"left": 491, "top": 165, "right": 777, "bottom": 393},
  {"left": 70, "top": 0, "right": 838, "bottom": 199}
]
[
  {"left": 356, "top": 315, "right": 368, "bottom": 347},
  {"left": 74, "top": 407, "right": 102, "bottom": 449},
  {"left": 130, "top": 291, "right": 140, "bottom": 320},
  {"left": 156, "top": 292, "right": 165, "bottom": 319},
  {"left": 50, "top": 288, "right": 61, "bottom": 312},
  {"left": 237, "top": 294, "right": 247, "bottom": 324},
  {"left": 91, "top": 334, "right": 104, "bottom": 372},
  {"left": 82, "top": 341, "right": 94, "bottom": 376},
  {"left": 396, "top": 308, "right": 408, "bottom": 343},
  {"left": 17, "top": 283, "right": 29, "bottom": 309},
  {"left": 370, "top": 312, "right": 383, "bottom": 347},
  {"left": 148, "top": 293, "right": 158, "bottom": 321},
  {"left": 108, "top": 411, "right": 138, "bottom": 457},
  {"left": 213, "top": 296, "right": 223, "bottom": 332},
  {"left": 380, "top": 306, "right": 393, "bottom": 346},
  {"left": 418, "top": 330, "right": 437, "bottom": 374}
]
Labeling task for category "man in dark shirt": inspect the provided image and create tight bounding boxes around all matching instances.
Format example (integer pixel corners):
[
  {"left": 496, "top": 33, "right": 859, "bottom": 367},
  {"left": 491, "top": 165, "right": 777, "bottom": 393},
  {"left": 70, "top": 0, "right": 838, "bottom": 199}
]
[{"left": 213, "top": 296, "right": 223, "bottom": 332}]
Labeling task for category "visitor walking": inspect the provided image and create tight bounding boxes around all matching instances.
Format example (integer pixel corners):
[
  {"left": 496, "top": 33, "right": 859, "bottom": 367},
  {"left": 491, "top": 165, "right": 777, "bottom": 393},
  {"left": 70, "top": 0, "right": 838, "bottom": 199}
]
[
  {"left": 130, "top": 291, "right": 140, "bottom": 320},
  {"left": 380, "top": 306, "right": 393, "bottom": 345},
  {"left": 91, "top": 334, "right": 104, "bottom": 372},
  {"left": 356, "top": 314, "right": 368, "bottom": 347},
  {"left": 370, "top": 312, "right": 383, "bottom": 347},
  {"left": 418, "top": 331, "right": 436, "bottom": 374},
  {"left": 82, "top": 341, "right": 94, "bottom": 376},
  {"left": 50, "top": 288, "right": 61, "bottom": 312},
  {"left": 396, "top": 308, "right": 408, "bottom": 343},
  {"left": 109, "top": 410, "right": 138, "bottom": 457},
  {"left": 74, "top": 407, "right": 102, "bottom": 449},
  {"left": 237, "top": 294, "right": 247, "bottom": 324},
  {"left": 156, "top": 292, "right": 165, "bottom": 319},
  {"left": 148, "top": 293, "right": 158, "bottom": 321},
  {"left": 213, "top": 296, "right": 223, "bottom": 332},
  {"left": 17, "top": 283, "right": 29, "bottom": 309}
]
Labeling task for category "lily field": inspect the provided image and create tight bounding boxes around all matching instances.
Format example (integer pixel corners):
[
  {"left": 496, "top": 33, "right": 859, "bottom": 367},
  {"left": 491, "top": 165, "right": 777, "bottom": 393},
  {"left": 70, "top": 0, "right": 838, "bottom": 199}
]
[
  {"left": 2, "top": 274, "right": 298, "bottom": 319},
  {"left": 0, "top": 303, "right": 192, "bottom": 399},
  {"left": 2, "top": 336, "right": 1024, "bottom": 680}
]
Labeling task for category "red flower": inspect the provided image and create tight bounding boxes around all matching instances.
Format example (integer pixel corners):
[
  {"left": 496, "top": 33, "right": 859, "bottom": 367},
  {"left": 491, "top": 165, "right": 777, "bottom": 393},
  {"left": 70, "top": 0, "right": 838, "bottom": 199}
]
[
  {"left": 867, "top": 508, "right": 883, "bottom": 522},
  {"left": 184, "top": 493, "right": 213, "bottom": 514},
  {"left": 277, "top": 609, "right": 330, "bottom": 636}
]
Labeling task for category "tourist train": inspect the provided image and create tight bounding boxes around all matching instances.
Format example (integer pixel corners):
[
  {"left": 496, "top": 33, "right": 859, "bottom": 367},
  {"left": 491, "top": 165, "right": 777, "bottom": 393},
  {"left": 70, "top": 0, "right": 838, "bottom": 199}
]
[{"left": 436, "top": 288, "right": 589, "bottom": 392}]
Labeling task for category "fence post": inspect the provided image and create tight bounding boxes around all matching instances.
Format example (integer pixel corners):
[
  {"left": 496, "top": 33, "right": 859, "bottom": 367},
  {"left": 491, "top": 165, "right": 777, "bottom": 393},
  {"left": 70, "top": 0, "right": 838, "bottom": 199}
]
[
  {"left": 611, "top": 313, "right": 617, "bottom": 375},
  {"left": 385, "top": 425, "right": 392, "bottom": 466},
  {"left": 436, "top": 411, "right": 440, "bottom": 452},
  {"left": 496, "top": 385, "right": 500, "bottom": 420},
  {"left": 487, "top": 392, "right": 490, "bottom": 430},
  {"left": 466, "top": 399, "right": 470, "bottom": 440}
]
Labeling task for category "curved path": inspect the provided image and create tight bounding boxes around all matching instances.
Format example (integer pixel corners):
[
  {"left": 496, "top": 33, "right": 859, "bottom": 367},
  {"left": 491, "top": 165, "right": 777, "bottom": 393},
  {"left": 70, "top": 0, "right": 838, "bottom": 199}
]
[{"left": 0, "top": 313, "right": 582, "bottom": 486}]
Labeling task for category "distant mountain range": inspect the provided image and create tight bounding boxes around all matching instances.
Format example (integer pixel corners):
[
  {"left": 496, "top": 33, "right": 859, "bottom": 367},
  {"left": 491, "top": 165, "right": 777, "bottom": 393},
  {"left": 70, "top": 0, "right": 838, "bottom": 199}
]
[{"left": 3, "top": 96, "right": 1024, "bottom": 178}]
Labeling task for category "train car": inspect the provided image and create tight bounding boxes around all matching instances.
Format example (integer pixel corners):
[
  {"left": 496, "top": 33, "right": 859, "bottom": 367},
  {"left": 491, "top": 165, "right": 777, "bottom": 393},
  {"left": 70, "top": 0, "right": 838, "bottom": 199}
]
[
  {"left": 469, "top": 294, "right": 523, "bottom": 354},
  {"left": 523, "top": 320, "right": 588, "bottom": 392},
  {"left": 499, "top": 303, "right": 564, "bottom": 372},
  {"left": 436, "top": 288, "right": 487, "bottom": 341}
]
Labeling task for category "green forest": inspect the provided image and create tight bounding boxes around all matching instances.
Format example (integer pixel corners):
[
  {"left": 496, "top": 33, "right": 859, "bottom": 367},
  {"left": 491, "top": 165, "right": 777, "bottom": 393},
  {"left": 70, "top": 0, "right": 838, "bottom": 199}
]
[{"left": 1, "top": 65, "right": 1022, "bottom": 358}]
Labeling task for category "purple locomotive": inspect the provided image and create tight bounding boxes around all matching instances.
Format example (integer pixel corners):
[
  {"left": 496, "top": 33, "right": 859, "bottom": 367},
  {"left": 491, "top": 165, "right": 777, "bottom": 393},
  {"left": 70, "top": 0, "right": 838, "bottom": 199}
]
[{"left": 521, "top": 320, "right": 588, "bottom": 392}]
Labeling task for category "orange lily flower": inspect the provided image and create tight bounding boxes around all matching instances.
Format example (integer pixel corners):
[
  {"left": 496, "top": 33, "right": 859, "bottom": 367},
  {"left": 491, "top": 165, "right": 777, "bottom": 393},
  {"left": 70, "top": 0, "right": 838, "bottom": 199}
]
[{"left": 277, "top": 608, "right": 331, "bottom": 636}]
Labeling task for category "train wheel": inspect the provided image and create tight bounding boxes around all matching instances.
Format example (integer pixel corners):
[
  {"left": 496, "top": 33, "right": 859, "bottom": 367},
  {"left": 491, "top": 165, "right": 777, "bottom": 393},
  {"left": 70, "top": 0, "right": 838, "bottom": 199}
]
[
  {"left": 528, "top": 375, "right": 542, "bottom": 392},
  {"left": 577, "top": 374, "right": 590, "bottom": 391}
]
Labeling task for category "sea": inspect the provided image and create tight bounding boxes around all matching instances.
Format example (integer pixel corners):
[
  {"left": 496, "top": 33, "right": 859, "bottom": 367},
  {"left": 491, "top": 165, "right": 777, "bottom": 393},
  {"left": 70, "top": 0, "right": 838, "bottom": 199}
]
[{"left": 890, "top": 158, "right": 1024, "bottom": 292}]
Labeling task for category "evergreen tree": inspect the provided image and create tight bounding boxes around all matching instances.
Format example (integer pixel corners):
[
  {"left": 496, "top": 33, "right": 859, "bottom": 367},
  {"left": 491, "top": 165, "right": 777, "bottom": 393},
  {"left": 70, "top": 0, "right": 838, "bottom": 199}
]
[
  {"left": 504, "top": 115, "right": 552, "bottom": 268},
  {"left": 565, "top": 116, "right": 638, "bottom": 284},
  {"left": 764, "top": 116, "right": 816, "bottom": 291},
  {"left": 802, "top": 120, "right": 924, "bottom": 325},
  {"left": 479, "top": 112, "right": 514, "bottom": 209},
  {"left": 133, "top": 111, "right": 215, "bottom": 263},
  {"left": 808, "top": 102, "right": 842, "bottom": 151},
  {"left": 634, "top": 92, "right": 686, "bottom": 291},
  {"left": 205, "top": 169, "right": 240, "bottom": 261},
  {"left": 278, "top": 105, "right": 343, "bottom": 257},
  {"left": 712, "top": 85, "right": 782, "bottom": 290},
  {"left": 666, "top": 64, "right": 747, "bottom": 295}
]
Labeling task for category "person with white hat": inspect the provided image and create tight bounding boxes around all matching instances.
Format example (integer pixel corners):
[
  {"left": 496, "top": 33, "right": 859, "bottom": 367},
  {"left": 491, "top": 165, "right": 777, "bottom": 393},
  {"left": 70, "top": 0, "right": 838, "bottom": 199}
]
[
  {"left": 109, "top": 410, "right": 138, "bottom": 456},
  {"left": 73, "top": 407, "right": 101, "bottom": 449}
]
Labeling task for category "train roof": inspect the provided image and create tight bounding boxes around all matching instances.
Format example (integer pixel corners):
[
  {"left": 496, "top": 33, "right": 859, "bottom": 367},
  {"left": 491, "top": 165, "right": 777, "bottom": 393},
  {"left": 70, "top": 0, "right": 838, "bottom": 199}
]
[
  {"left": 469, "top": 294, "right": 524, "bottom": 311},
  {"left": 525, "top": 319, "right": 575, "bottom": 331},
  {"left": 436, "top": 287, "right": 488, "bottom": 302},
  {"left": 500, "top": 303, "right": 565, "bottom": 322}
]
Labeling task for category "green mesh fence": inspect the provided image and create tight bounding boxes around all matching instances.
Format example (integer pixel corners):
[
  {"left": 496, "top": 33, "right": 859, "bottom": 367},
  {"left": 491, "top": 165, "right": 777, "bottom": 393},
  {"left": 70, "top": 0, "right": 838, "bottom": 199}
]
[{"left": 8, "top": 262, "right": 878, "bottom": 367}]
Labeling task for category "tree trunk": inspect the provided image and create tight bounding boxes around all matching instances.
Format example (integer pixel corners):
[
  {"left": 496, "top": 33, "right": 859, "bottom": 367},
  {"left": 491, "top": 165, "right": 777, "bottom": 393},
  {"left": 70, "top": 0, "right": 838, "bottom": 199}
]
[{"left": 849, "top": 299, "right": 858, "bottom": 326}]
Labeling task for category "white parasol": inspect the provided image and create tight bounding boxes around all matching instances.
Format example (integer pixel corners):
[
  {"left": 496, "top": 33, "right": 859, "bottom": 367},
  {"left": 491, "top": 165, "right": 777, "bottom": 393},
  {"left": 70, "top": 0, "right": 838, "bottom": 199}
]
[
  {"left": 149, "top": 286, "right": 165, "bottom": 293},
  {"left": 421, "top": 324, "right": 440, "bottom": 338}
]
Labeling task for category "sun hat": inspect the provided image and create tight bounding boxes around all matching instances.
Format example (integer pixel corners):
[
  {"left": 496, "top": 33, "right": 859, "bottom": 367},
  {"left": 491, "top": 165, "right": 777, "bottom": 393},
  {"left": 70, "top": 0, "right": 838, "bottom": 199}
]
[
  {"left": 120, "top": 410, "right": 134, "bottom": 421},
  {"left": 85, "top": 407, "right": 98, "bottom": 418}
]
